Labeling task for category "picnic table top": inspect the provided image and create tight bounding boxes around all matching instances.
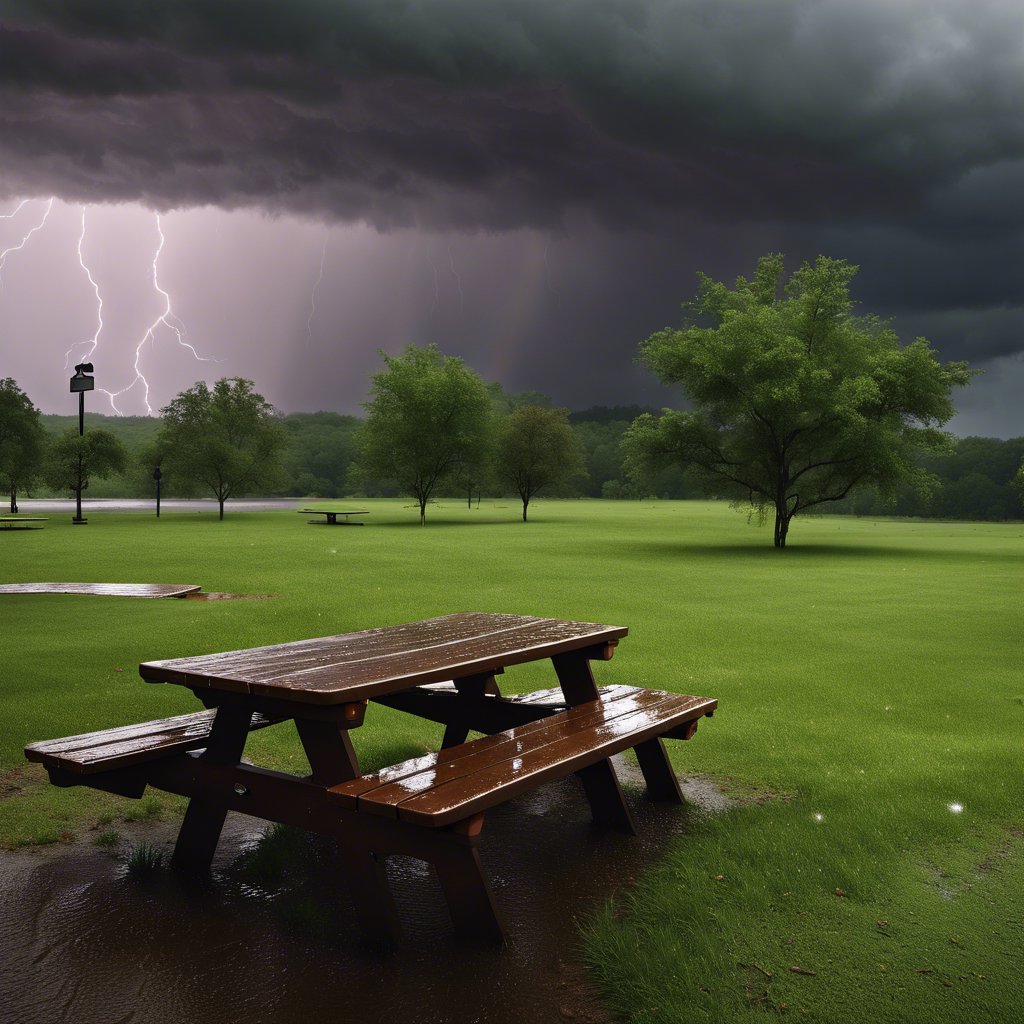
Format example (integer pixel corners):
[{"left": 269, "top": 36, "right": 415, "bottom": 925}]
[
  {"left": 140, "top": 612, "right": 628, "bottom": 705},
  {"left": 0, "top": 582, "right": 201, "bottom": 598},
  {"left": 295, "top": 508, "right": 369, "bottom": 514}
]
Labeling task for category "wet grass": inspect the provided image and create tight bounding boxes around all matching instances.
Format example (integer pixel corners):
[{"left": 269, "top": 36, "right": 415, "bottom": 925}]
[{"left": 1, "top": 498, "right": 1022, "bottom": 1021}]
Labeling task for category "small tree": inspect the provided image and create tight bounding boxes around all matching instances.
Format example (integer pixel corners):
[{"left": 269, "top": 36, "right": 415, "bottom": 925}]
[
  {"left": 0, "top": 378, "right": 46, "bottom": 513},
  {"left": 158, "top": 378, "right": 286, "bottom": 520},
  {"left": 357, "top": 344, "right": 492, "bottom": 524},
  {"left": 44, "top": 428, "right": 128, "bottom": 499},
  {"left": 496, "top": 405, "right": 585, "bottom": 521},
  {"left": 1013, "top": 458, "right": 1024, "bottom": 514},
  {"left": 625, "top": 254, "right": 974, "bottom": 548}
]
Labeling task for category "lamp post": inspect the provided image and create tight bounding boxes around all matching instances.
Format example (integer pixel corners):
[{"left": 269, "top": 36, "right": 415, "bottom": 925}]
[
  {"left": 153, "top": 466, "right": 162, "bottom": 517},
  {"left": 69, "top": 362, "right": 94, "bottom": 525}
]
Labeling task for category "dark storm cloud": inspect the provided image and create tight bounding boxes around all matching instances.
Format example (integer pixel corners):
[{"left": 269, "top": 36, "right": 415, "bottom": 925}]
[
  {"left": 3, "top": 0, "right": 1023, "bottom": 232},
  {"left": 2, "top": 0, "right": 1024, "bottom": 415}
]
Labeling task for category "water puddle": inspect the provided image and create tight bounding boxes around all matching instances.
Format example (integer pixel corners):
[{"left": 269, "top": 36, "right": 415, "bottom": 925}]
[{"left": 0, "top": 763, "right": 727, "bottom": 1024}]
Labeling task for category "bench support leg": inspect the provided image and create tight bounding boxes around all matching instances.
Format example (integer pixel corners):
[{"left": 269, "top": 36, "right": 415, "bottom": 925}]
[
  {"left": 341, "top": 846, "right": 402, "bottom": 947},
  {"left": 577, "top": 759, "right": 636, "bottom": 834},
  {"left": 171, "top": 707, "right": 252, "bottom": 874},
  {"left": 633, "top": 737, "right": 685, "bottom": 803},
  {"left": 433, "top": 846, "right": 505, "bottom": 943}
]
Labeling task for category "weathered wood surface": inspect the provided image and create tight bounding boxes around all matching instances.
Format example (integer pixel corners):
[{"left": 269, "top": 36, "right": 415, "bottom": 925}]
[
  {"left": 25, "top": 709, "right": 275, "bottom": 773},
  {"left": 331, "top": 686, "right": 717, "bottom": 827},
  {"left": 0, "top": 516, "right": 48, "bottom": 528},
  {"left": 0, "top": 582, "right": 201, "bottom": 598},
  {"left": 140, "top": 612, "right": 628, "bottom": 704}
]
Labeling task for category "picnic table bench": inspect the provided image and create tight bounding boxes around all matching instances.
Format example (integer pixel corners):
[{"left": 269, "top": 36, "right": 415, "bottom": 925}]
[
  {"left": 25, "top": 612, "right": 716, "bottom": 944},
  {"left": 296, "top": 508, "right": 369, "bottom": 525},
  {"left": 0, "top": 516, "right": 47, "bottom": 529}
]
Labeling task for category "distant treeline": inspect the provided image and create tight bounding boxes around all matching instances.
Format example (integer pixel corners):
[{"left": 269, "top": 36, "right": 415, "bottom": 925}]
[
  {"left": 36, "top": 411, "right": 1022, "bottom": 520},
  {"left": 823, "top": 435, "right": 1024, "bottom": 522}
]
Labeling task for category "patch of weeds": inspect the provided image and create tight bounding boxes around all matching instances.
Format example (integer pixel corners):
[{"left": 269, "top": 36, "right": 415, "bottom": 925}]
[
  {"left": 232, "top": 824, "right": 306, "bottom": 889},
  {"left": 95, "top": 813, "right": 115, "bottom": 827},
  {"left": 122, "top": 795, "right": 163, "bottom": 822},
  {"left": 94, "top": 829, "right": 119, "bottom": 848},
  {"left": 124, "top": 841, "right": 165, "bottom": 880}
]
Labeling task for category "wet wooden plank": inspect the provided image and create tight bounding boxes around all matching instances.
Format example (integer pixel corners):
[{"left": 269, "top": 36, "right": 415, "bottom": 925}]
[
  {"left": 139, "top": 612, "right": 628, "bottom": 704},
  {"left": 24, "top": 710, "right": 276, "bottom": 774},
  {"left": 331, "top": 686, "right": 652, "bottom": 807},
  {"left": 0, "top": 582, "right": 201, "bottom": 598},
  {"left": 331, "top": 689, "right": 716, "bottom": 826}
]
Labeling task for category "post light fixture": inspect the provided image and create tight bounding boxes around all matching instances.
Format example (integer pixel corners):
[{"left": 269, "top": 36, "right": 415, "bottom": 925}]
[{"left": 69, "top": 362, "right": 95, "bottom": 524}]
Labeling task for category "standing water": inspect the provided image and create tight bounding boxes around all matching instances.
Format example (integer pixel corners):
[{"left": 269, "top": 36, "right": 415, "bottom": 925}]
[{"left": 0, "top": 764, "right": 727, "bottom": 1024}]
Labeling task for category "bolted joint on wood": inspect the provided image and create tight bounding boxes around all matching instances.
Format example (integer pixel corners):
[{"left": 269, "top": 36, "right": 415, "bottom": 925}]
[{"left": 343, "top": 700, "right": 368, "bottom": 726}]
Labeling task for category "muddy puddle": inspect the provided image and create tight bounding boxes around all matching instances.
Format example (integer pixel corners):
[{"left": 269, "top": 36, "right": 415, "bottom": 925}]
[{"left": 0, "top": 763, "right": 728, "bottom": 1024}]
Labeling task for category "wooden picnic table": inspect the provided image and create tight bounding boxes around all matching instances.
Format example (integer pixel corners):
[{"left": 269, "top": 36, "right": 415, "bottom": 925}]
[
  {"left": 26, "top": 612, "right": 716, "bottom": 944},
  {"left": 296, "top": 508, "right": 369, "bottom": 525},
  {"left": 0, "top": 516, "right": 47, "bottom": 529}
]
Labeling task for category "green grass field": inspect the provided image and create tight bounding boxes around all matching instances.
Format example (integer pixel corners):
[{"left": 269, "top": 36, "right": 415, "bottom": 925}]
[{"left": 2, "top": 500, "right": 1022, "bottom": 1022}]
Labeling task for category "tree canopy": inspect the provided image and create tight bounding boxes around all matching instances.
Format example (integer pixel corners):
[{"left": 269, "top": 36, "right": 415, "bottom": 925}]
[
  {"left": 157, "top": 377, "right": 286, "bottom": 519},
  {"left": 357, "top": 344, "right": 492, "bottom": 523},
  {"left": 43, "top": 427, "right": 128, "bottom": 498},
  {"left": 0, "top": 378, "right": 46, "bottom": 513},
  {"left": 624, "top": 254, "right": 974, "bottom": 547},
  {"left": 496, "top": 404, "right": 585, "bottom": 520}
]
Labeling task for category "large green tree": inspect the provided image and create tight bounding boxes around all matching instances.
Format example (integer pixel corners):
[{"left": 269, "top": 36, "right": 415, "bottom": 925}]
[
  {"left": 496, "top": 404, "right": 585, "bottom": 521},
  {"left": 157, "top": 378, "right": 286, "bottom": 520},
  {"left": 357, "top": 344, "right": 492, "bottom": 524},
  {"left": 43, "top": 427, "right": 128, "bottom": 499},
  {"left": 0, "top": 378, "right": 46, "bottom": 513},
  {"left": 624, "top": 254, "right": 973, "bottom": 548}
]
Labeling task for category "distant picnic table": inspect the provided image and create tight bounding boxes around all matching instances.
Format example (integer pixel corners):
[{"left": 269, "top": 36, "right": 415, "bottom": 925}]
[
  {"left": 25, "top": 612, "right": 716, "bottom": 945},
  {"left": 296, "top": 508, "right": 369, "bottom": 526},
  {"left": 0, "top": 516, "right": 47, "bottom": 529}
]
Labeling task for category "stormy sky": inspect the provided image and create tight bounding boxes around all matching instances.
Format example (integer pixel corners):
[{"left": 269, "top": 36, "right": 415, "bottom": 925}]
[{"left": 1, "top": 0, "right": 1023, "bottom": 436}]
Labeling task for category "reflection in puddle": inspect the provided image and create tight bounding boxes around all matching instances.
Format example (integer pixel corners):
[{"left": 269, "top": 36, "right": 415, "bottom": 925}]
[{"left": 0, "top": 762, "right": 727, "bottom": 1024}]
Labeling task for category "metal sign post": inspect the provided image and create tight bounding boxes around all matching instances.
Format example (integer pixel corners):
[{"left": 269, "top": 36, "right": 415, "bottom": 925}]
[{"left": 69, "top": 363, "right": 95, "bottom": 525}]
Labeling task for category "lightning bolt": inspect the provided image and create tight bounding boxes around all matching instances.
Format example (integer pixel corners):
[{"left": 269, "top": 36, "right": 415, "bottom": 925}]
[
  {"left": 104, "top": 213, "right": 218, "bottom": 415},
  {"left": 0, "top": 199, "right": 30, "bottom": 220},
  {"left": 447, "top": 242, "right": 465, "bottom": 314},
  {"left": 0, "top": 197, "right": 54, "bottom": 282},
  {"left": 64, "top": 208, "right": 104, "bottom": 371},
  {"left": 307, "top": 232, "right": 327, "bottom": 346}
]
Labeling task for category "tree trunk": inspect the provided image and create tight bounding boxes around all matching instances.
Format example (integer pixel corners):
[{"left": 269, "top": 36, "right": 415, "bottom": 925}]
[
  {"left": 773, "top": 504, "right": 791, "bottom": 548},
  {"left": 522, "top": 497, "right": 529, "bottom": 522},
  {"left": 9, "top": 488, "right": 16, "bottom": 514},
  {"left": 466, "top": 487, "right": 472, "bottom": 510},
  {"left": 419, "top": 496, "right": 427, "bottom": 525},
  {"left": 219, "top": 496, "right": 225, "bottom": 520}
]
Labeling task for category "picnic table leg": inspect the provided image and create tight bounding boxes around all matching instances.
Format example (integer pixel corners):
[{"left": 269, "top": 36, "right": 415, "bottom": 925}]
[
  {"left": 440, "top": 673, "right": 501, "bottom": 749},
  {"left": 295, "top": 719, "right": 360, "bottom": 784},
  {"left": 340, "top": 846, "right": 403, "bottom": 947},
  {"left": 552, "top": 652, "right": 636, "bottom": 833},
  {"left": 171, "top": 706, "right": 253, "bottom": 873},
  {"left": 577, "top": 759, "right": 637, "bottom": 834},
  {"left": 632, "top": 737, "right": 685, "bottom": 803},
  {"left": 432, "top": 844, "right": 505, "bottom": 942}
]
